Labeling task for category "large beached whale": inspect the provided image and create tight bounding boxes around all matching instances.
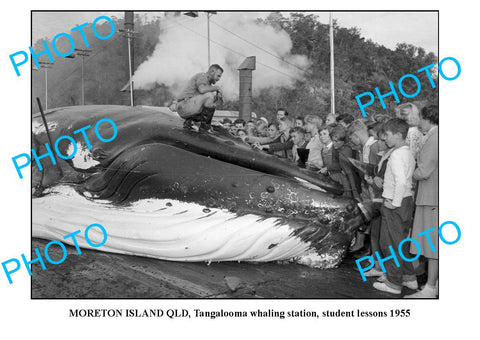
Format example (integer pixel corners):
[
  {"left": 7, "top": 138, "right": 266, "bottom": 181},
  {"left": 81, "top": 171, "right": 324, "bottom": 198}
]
[{"left": 32, "top": 105, "right": 366, "bottom": 268}]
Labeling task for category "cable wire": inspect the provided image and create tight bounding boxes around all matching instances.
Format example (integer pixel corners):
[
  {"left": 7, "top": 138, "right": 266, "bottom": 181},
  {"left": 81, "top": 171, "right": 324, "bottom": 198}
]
[
  {"left": 175, "top": 20, "right": 303, "bottom": 81},
  {"left": 209, "top": 19, "right": 311, "bottom": 75}
]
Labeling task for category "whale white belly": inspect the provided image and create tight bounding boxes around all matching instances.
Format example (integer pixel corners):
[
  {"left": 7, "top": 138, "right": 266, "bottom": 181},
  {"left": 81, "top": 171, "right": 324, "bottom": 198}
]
[{"left": 32, "top": 185, "right": 324, "bottom": 264}]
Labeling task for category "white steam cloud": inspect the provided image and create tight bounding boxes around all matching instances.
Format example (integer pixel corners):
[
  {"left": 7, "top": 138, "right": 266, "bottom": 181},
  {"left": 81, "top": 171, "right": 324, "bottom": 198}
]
[{"left": 132, "top": 12, "right": 310, "bottom": 100}]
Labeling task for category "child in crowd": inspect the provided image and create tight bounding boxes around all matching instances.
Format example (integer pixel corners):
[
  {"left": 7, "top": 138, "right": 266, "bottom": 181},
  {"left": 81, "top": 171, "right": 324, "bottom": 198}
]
[
  {"left": 303, "top": 115, "right": 324, "bottom": 170},
  {"left": 363, "top": 125, "right": 394, "bottom": 278},
  {"left": 245, "top": 121, "right": 257, "bottom": 136},
  {"left": 265, "top": 123, "right": 281, "bottom": 142},
  {"left": 336, "top": 113, "right": 355, "bottom": 128},
  {"left": 318, "top": 125, "right": 334, "bottom": 174},
  {"left": 260, "top": 117, "right": 294, "bottom": 158},
  {"left": 229, "top": 124, "right": 239, "bottom": 136},
  {"left": 347, "top": 119, "right": 385, "bottom": 253},
  {"left": 348, "top": 120, "right": 382, "bottom": 166},
  {"left": 367, "top": 121, "right": 383, "bottom": 139},
  {"left": 373, "top": 118, "right": 417, "bottom": 295},
  {"left": 318, "top": 125, "right": 359, "bottom": 200},
  {"left": 373, "top": 114, "right": 390, "bottom": 124},
  {"left": 254, "top": 119, "right": 268, "bottom": 138},
  {"left": 364, "top": 126, "right": 392, "bottom": 199},
  {"left": 236, "top": 129, "right": 248, "bottom": 142},
  {"left": 325, "top": 113, "right": 336, "bottom": 126},
  {"left": 290, "top": 127, "right": 309, "bottom": 166},
  {"left": 234, "top": 118, "right": 246, "bottom": 130},
  {"left": 248, "top": 123, "right": 280, "bottom": 146},
  {"left": 246, "top": 120, "right": 256, "bottom": 130},
  {"left": 331, "top": 126, "right": 361, "bottom": 200},
  {"left": 295, "top": 116, "right": 304, "bottom": 128}
]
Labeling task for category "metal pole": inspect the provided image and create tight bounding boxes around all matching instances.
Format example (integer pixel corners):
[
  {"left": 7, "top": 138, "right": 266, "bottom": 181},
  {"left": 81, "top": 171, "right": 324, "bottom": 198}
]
[
  {"left": 81, "top": 55, "right": 85, "bottom": 105},
  {"left": 38, "top": 61, "right": 52, "bottom": 110},
  {"left": 74, "top": 49, "right": 91, "bottom": 106},
  {"left": 207, "top": 13, "right": 211, "bottom": 67},
  {"left": 36, "top": 97, "right": 58, "bottom": 164},
  {"left": 329, "top": 12, "right": 335, "bottom": 116},
  {"left": 45, "top": 68, "right": 48, "bottom": 111},
  {"left": 127, "top": 33, "right": 134, "bottom": 107},
  {"left": 36, "top": 96, "right": 63, "bottom": 178}
]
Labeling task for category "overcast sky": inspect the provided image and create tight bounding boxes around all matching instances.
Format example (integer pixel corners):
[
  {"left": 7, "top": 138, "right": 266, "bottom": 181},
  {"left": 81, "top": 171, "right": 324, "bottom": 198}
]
[{"left": 32, "top": 11, "right": 438, "bottom": 54}]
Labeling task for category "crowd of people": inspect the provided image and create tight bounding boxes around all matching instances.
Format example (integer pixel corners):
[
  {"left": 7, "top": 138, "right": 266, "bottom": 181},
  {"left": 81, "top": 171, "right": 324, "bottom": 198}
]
[
  {"left": 216, "top": 104, "right": 439, "bottom": 298},
  {"left": 172, "top": 65, "right": 438, "bottom": 298}
]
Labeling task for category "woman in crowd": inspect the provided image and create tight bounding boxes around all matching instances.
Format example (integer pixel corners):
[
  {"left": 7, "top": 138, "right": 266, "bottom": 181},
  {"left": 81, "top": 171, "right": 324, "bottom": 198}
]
[
  {"left": 395, "top": 103, "right": 424, "bottom": 158},
  {"left": 405, "top": 105, "right": 439, "bottom": 298}
]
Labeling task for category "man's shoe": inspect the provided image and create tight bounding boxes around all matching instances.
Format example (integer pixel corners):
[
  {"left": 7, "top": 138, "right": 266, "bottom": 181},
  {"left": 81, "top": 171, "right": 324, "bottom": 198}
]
[
  {"left": 404, "top": 285, "right": 437, "bottom": 298},
  {"left": 184, "top": 119, "right": 200, "bottom": 132},
  {"left": 420, "top": 280, "right": 439, "bottom": 295},
  {"left": 348, "top": 235, "right": 369, "bottom": 254},
  {"left": 373, "top": 282, "right": 401, "bottom": 294},
  {"left": 376, "top": 273, "right": 386, "bottom": 283},
  {"left": 183, "top": 119, "right": 194, "bottom": 129},
  {"left": 364, "top": 268, "right": 384, "bottom": 277},
  {"left": 402, "top": 279, "right": 418, "bottom": 290},
  {"left": 353, "top": 248, "right": 371, "bottom": 259},
  {"left": 183, "top": 118, "right": 199, "bottom": 132},
  {"left": 199, "top": 122, "right": 213, "bottom": 132}
]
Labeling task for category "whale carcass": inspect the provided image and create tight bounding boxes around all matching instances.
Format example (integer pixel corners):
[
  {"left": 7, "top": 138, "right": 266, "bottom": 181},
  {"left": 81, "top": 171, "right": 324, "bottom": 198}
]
[{"left": 32, "top": 105, "right": 366, "bottom": 268}]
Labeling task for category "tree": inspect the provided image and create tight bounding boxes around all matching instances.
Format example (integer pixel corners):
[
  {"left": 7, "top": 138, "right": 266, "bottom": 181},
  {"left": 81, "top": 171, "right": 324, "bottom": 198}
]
[{"left": 32, "top": 13, "right": 438, "bottom": 120}]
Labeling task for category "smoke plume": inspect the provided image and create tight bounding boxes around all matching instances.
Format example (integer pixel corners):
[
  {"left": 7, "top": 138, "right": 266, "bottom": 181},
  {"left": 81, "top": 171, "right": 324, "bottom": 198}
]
[{"left": 132, "top": 12, "right": 310, "bottom": 100}]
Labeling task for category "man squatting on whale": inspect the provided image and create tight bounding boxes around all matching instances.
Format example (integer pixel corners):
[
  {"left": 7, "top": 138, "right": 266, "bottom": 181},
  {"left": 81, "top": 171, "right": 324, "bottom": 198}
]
[{"left": 170, "top": 64, "right": 224, "bottom": 131}]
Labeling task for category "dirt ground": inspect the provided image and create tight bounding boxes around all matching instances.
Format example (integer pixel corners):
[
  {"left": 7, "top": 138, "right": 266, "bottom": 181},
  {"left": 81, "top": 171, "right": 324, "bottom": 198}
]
[{"left": 31, "top": 238, "right": 425, "bottom": 299}]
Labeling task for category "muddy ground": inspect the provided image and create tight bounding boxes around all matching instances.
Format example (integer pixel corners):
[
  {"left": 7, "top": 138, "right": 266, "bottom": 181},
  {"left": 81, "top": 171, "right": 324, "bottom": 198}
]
[{"left": 31, "top": 238, "right": 425, "bottom": 299}]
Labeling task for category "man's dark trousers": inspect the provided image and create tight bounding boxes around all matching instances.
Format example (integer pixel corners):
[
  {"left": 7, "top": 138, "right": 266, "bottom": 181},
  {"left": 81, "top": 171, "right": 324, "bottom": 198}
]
[{"left": 185, "top": 107, "right": 215, "bottom": 127}]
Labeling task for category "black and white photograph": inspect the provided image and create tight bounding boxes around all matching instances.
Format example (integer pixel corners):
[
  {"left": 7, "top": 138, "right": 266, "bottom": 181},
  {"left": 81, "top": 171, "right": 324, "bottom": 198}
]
[
  {"left": 1, "top": 0, "right": 477, "bottom": 338},
  {"left": 30, "top": 10, "right": 439, "bottom": 299}
]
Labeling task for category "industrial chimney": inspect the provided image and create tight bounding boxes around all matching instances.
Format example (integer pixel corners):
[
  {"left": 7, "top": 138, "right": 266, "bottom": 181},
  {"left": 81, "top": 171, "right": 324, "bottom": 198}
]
[{"left": 237, "top": 56, "right": 256, "bottom": 121}]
